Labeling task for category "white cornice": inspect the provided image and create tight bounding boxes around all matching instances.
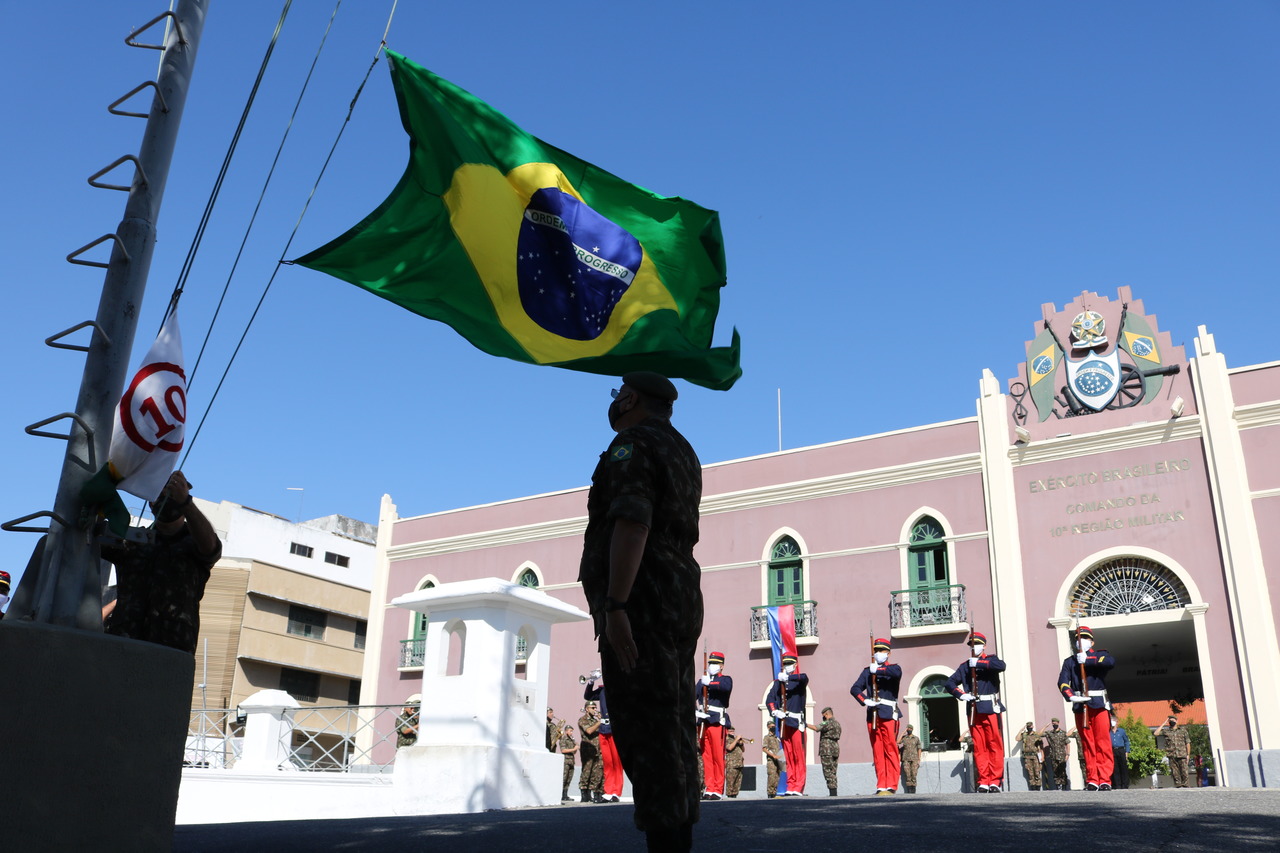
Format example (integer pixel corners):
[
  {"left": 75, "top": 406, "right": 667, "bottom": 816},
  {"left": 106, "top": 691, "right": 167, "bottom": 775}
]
[
  {"left": 1234, "top": 401, "right": 1280, "bottom": 431},
  {"left": 389, "top": 453, "right": 984, "bottom": 562},
  {"left": 1008, "top": 416, "right": 1203, "bottom": 466}
]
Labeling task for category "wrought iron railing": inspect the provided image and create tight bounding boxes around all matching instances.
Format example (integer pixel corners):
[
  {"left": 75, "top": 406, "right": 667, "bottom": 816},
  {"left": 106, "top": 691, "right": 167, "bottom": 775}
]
[
  {"left": 399, "top": 637, "right": 425, "bottom": 667},
  {"left": 888, "top": 584, "right": 967, "bottom": 629},
  {"left": 750, "top": 601, "right": 818, "bottom": 643},
  {"left": 186, "top": 704, "right": 409, "bottom": 773}
]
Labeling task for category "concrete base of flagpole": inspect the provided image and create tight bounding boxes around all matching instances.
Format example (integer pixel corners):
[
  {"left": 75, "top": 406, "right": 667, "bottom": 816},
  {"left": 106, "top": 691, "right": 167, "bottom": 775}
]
[{"left": 0, "top": 620, "right": 194, "bottom": 852}]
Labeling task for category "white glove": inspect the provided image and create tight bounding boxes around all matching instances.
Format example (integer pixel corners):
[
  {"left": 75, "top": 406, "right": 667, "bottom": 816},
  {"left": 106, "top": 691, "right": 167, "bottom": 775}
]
[
  {"left": 695, "top": 710, "right": 710, "bottom": 720},
  {"left": 960, "top": 692, "right": 976, "bottom": 703},
  {"left": 777, "top": 671, "right": 787, "bottom": 682},
  {"left": 699, "top": 674, "right": 711, "bottom": 686},
  {"left": 869, "top": 663, "right": 880, "bottom": 674},
  {"left": 1076, "top": 651, "right": 1088, "bottom": 664},
  {"left": 772, "top": 709, "right": 786, "bottom": 719},
  {"left": 1070, "top": 695, "right": 1089, "bottom": 704}
]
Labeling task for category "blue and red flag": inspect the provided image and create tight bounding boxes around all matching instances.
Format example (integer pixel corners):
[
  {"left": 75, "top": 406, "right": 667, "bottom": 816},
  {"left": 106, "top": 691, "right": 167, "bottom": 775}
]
[{"left": 766, "top": 605, "right": 799, "bottom": 793}]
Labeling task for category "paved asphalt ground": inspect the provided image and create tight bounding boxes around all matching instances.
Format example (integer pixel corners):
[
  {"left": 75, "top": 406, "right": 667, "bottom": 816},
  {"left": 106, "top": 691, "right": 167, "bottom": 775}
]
[{"left": 174, "top": 788, "right": 1280, "bottom": 852}]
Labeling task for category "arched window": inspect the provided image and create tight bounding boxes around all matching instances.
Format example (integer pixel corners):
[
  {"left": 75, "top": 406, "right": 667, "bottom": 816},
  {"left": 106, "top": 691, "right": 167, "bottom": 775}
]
[
  {"left": 768, "top": 537, "right": 804, "bottom": 606},
  {"left": 1069, "top": 557, "right": 1189, "bottom": 617},
  {"left": 908, "top": 517, "right": 949, "bottom": 589},
  {"left": 918, "top": 675, "right": 960, "bottom": 750},
  {"left": 412, "top": 579, "right": 436, "bottom": 642},
  {"left": 516, "top": 568, "right": 539, "bottom": 589}
]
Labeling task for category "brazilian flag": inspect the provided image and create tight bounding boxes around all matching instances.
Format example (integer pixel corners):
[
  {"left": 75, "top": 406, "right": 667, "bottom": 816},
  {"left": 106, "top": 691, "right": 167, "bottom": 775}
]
[
  {"left": 1025, "top": 326, "right": 1061, "bottom": 422},
  {"left": 295, "top": 51, "right": 741, "bottom": 390},
  {"left": 1119, "top": 311, "right": 1165, "bottom": 401}
]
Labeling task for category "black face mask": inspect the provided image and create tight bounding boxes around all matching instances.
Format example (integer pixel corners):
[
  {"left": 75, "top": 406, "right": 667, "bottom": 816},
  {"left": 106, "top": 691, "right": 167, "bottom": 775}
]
[{"left": 607, "top": 399, "right": 623, "bottom": 429}]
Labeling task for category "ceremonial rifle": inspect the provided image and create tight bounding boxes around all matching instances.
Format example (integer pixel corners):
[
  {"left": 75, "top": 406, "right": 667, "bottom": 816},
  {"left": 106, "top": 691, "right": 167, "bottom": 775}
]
[
  {"left": 869, "top": 624, "right": 879, "bottom": 732},
  {"left": 968, "top": 641, "right": 978, "bottom": 731},
  {"left": 1073, "top": 607, "right": 1089, "bottom": 731},
  {"left": 697, "top": 643, "right": 708, "bottom": 743}
]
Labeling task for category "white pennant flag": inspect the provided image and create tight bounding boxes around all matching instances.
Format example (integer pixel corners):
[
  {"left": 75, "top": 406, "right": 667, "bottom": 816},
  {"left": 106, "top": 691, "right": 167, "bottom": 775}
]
[{"left": 109, "top": 309, "right": 187, "bottom": 501}]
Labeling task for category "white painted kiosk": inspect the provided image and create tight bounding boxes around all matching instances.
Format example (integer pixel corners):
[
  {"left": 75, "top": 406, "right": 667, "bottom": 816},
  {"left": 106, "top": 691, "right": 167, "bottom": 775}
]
[{"left": 390, "top": 578, "right": 589, "bottom": 814}]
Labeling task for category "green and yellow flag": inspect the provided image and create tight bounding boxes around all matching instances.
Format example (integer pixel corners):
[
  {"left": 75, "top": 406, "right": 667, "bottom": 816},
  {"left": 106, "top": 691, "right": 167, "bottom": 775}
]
[{"left": 295, "top": 51, "right": 741, "bottom": 390}]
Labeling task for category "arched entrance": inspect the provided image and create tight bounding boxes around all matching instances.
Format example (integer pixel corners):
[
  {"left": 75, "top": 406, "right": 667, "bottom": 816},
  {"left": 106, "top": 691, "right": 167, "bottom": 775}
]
[
  {"left": 919, "top": 675, "right": 960, "bottom": 750},
  {"left": 1051, "top": 548, "right": 1224, "bottom": 782}
]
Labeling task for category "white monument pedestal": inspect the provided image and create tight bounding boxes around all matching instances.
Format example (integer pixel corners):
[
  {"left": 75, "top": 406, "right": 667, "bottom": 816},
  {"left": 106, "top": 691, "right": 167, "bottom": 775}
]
[{"left": 389, "top": 578, "right": 589, "bottom": 815}]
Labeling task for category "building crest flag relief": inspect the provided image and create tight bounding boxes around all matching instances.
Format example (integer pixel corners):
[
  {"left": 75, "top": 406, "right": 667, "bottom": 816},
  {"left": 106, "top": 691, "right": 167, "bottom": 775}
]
[{"left": 294, "top": 51, "right": 741, "bottom": 391}]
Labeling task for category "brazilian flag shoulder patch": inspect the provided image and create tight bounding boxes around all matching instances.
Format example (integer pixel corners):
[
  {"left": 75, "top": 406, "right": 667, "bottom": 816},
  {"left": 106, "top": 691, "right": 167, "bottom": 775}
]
[{"left": 610, "top": 444, "right": 633, "bottom": 462}]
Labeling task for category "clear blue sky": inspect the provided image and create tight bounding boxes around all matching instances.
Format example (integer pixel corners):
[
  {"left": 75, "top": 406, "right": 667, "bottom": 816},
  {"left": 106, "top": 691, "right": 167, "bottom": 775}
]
[{"left": 3, "top": 1, "right": 1277, "bottom": 589}]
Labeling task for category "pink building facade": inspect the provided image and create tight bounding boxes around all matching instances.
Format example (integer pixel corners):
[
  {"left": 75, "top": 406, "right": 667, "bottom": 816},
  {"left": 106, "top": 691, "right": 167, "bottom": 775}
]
[{"left": 362, "top": 287, "right": 1280, "bottom": 789}]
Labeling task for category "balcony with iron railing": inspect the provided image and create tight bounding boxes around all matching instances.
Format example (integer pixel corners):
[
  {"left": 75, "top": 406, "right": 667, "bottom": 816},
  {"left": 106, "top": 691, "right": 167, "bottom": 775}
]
[
  {"left": 399, "top": 638, "right": 425, "bottom": 669},
  {"left": 749, "top": 601, "right": 819, "bottom": 649},
  {"left": 888, "top": 584, "right": 969, "bottom": 637}
]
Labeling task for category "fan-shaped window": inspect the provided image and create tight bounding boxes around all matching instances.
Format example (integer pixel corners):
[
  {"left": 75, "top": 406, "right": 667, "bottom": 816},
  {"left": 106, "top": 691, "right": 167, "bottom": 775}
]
[
  {"left": 1069, "top": 558, "right": 1189, "bottom": 617},
  {"left": 412, "top": 580, "right": 436, "bottom": 641},
  {"left": 768, "top": 537, "right": 804, "bottom": 606},
  {"left": 516, "top": 569, "right": 539, "bottom": 589}
]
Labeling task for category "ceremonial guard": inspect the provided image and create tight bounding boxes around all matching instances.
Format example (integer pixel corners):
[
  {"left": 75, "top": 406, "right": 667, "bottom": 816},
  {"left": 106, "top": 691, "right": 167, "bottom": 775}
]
[
  {"left": 762, "top": 730, "right": 784, "bottom": 798},
  {"left": 806, "top": 707, "right": 842, "bottom": 796},
  {"left": 559, "top": 725, "right": 579, "bottom": 802},
  {"left": 1154, "top": 715, "right": 1191, "bottom": 788},
  {"left": 947, "top": 631, "right": 1007, "bottom": 792},
  {"left": 723, "top": 727, "right": 746, "bottom": 798},
  {"left": 697, "top": 651, "right": 733, "bottom": 800},
  {"left": 850, "top": 638, "right": 903, "bottom": 796},
  {"left": 1016, "top": 721, "right": 1044, "bottom": 790},
  {"left": 578, "top": 700, "right": 605, "bottom": 803},
  {"left": 583, "top": 673, "right": 624, "bottom": 802},
  {"left": 766, "top": 654, "right": 809, "bottom": 795},
  {"left": 897, "top": 724, "right": 922, "bottom": 793},
  {"left": 1057, "top": 625, "right": 1115, "bottom": 790},
  {"left": 1043, "top": 718, "right": 1071, "bottom": 789}
]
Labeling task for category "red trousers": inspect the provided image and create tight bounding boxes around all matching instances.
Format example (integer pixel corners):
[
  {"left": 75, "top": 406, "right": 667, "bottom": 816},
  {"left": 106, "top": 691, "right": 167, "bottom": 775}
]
[
  {"left": 1074, "top": 707, "right": 1114, "bottom": 786},
  {"left": 780, "top": 723, "right": 806, "bottom": 792},
  {"left": 700, "top": 724, "right": 725, "bottom": 794},
  {"left": 600, "top": 732, "right": 624, "bottom": 797},
  {"left": 866, "top": 717, "right": 900, "bottom": 790},
  {"left": 970, "top": 712, "right": 1004, "bottom": 788}
]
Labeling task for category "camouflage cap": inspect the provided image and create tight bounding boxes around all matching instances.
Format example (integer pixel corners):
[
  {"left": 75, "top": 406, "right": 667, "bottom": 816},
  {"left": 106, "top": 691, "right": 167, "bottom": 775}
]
[
  {"left": 1051, "top": 717, "right": 1060, "bottom": 723},
  {"left": 621, "top": 371, "right": 678, "bottom": 401}
]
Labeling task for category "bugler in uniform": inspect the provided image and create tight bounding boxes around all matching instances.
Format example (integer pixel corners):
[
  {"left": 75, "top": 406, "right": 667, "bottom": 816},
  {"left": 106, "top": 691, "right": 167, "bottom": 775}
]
[
  {"left": 850, "top": 637, "right": 903, "bottom": 796},
  {"left": 578, "top": 700, "right": 605, "bottom": 802},
  {"left": 766, "top": 654, "right": 809, "bottom": 795},
  {"left": 947, "top": 630, "right": 1007, "bottom": 792},
  {"left": 697, "top": 651, "right": 733, "bottom": 800},
  {"left": 1057, "top": 625, "right": 1115, "bottom": 790}
]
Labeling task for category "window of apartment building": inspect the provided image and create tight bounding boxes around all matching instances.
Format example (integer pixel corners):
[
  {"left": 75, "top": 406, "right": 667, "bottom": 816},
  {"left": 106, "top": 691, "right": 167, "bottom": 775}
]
[
  {"left": 289, "top": 542, "right": 314, "bottom": 558},
  {"left": 354, "top": 620, "right": 367, "bottom": 650},
  {"left": 324, "top": 551, "right": 350, "bottom": 567},
  {"left": 287, "top": 605, "right": 327, "bottom": 640},
  {"left": 279, "top": 668, "right": 320, "bottom": 703},
  {"left": 347, "top": 679, "right": 362, "bottom": 706}
]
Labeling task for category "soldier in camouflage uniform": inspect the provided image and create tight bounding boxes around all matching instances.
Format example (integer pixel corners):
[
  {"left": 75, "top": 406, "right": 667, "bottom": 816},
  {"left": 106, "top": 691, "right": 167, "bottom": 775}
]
[
  {"left": 898, "top": 723, "right": 922, "bottom": 793},
  {"left": 101, "top": 471, "right": 221, "bottom": 653},
  {"left": 1043, "top": 718, "right": 1072, "bottom": 790},
  {"left": 1068, "top": 727, "right": 1087, "bottom": 784},
  {"left": 577, "top": 701, "right": 604, "bottom": 802},
  {"left": 395, "top": 700, "right": 420, "bottom": 748},
  {"left": 723, "top": 728, "right": 746, "bottom": 797},
  {"left": 1016, "top": 721, "right": 1044, "bottom": 790},
  {"left": 579, "top": 373, "right": 703, "bottom": 853},
  {"left": 1154, "top": 715, "right": 1192, "bottom": 787},
  {"left": 807, "top": 707, "right": 842, "bottom": 795},
  {"left": 559, "top": 725, "right": 579, "bottom": 801},
  {"left": 763, "top": 730, "right": 784, "bottom": 798}
]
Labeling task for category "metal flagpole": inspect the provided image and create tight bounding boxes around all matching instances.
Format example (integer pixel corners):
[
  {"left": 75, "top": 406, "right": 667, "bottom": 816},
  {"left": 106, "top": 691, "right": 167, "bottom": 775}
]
[{"left": 18, "top": 0, "right": 210, "bottom": 627}]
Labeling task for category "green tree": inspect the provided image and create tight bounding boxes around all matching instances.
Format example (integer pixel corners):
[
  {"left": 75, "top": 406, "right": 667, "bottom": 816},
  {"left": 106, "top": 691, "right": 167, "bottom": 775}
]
[
  {"left": 1186, "top": 722, "right": 1213, "bottom": 773},
  {"left": 1119, "top": 710, "right": 1164, "bottom": 778}
]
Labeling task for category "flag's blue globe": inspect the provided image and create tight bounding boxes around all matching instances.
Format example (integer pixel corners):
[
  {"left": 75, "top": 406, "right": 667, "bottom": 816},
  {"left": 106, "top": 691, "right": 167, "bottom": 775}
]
[
  {"left": 1032, "top": 355, "right": 1054, "bottom": 375},
  {"left": 517, "top": 188, "right": 642, "bottom": 341}
]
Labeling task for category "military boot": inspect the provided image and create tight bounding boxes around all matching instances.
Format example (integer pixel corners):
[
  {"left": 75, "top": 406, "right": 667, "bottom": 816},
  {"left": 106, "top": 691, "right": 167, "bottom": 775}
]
[
  {"left": 828, "top": 787, "right": 837, "bottom": 796},
  {"left": 580, "top": 790, "right": 591, "bottom": 803}
]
